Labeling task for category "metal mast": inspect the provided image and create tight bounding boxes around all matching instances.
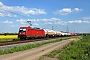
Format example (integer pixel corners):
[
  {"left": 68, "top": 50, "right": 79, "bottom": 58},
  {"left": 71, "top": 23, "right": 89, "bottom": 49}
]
[
  {"left": 66, "top": 25, "right": 69, "bottom": 32},
  {"left": 52, "top": 26, "right": 54, "bottom": 30}
]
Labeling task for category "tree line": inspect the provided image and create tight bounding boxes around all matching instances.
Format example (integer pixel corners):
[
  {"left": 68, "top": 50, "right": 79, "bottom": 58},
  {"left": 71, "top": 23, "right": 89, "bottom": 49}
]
[{"left": 0, "top": 33, "right": 18, "bottom": 35}]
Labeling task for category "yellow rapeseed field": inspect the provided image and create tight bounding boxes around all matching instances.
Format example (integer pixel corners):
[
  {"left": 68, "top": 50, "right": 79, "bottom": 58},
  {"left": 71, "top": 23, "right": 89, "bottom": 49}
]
[{"left": 0, "top": 35, "right": 18, "bottom": 39}]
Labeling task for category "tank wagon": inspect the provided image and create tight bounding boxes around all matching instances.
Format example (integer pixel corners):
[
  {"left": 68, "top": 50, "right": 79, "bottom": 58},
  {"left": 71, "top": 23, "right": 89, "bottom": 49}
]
[
  {"left": 60, "top": 32, "right": 71, "bottom": 37},
  {"left": 43, "top": 29, "right": 57, "bottom": 38}
]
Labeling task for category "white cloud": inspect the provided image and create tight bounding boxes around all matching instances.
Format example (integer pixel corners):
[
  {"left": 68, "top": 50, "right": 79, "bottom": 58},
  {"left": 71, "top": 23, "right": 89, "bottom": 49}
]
[
  {"left": 16, "top": 18, "right": 67, "bottom": 26},
  {"left": 26, "top": 18, "right": 61, "bottom": 22},
  {"left": 2, "top": 20, "right": 13, "bottom": 24},
  {"left": 46, "top": 22, "right": 53, "bottom": 24},
  {"left": 0, "top": 12, "right": 12, "bottom": 17},
  {"left": 42, "top": 18, "right": 67, "bottom": 25},
  {"left": 55, "top": 21, "right": 67, "bottom": 25},
  {"left": 10, "top": 25, "right": 18, "bottom": 27},
  {"left": 42, "top": 19, "right": 49, "bottom": 22},
  {"left": 54, "top": 8, "right": 72, "bottom": 15},
  {"left": 27, "top": 19, "right": 40, "bottom": 22},
  {"left": 0, "top": 2, "right": 3, "bottom": 6},
  {"left": 73, "top": 8, "right": 82, "bottom": 12},
  {"left": 0, "top": 2, "right": 47, "bottom": 17},
  {"left": 50, "top": 18, "right": 60, "bottom": 21},
  {"left": 68, "top": 20, "right": 89, "bottom": 23},
  {"left": 14, "top": 15, "right": 17, "bottom": 17},
  {"left": 82, "top": 16, "right": 90, "bottom": 20},
  {"left": 33, "top": 23, "right": 39, "bottom": 27},
  {"left": 16, "top": 19, "right": 26, "bottom": 24},
  {"left": 83, "top": 20, "right": 90, "bottom": 23},
  {"left": 0, "top": 13, "right": 4, "bottom": 16},
  {"left": 16, "top": 19, "right": 40, "bottom": 24},
  {"left": 68, "top": 20, "right": 82, "bottom": 23},
  {"left": 42, "top": 18, "right": 61, "bottom": 22},
  {"left": 54, "top": 8, "right": 82, "bottom": 15}
]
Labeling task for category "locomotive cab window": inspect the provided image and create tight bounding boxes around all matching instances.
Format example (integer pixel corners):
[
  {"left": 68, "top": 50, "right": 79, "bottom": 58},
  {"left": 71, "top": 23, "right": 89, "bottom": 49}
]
[{"left": 19, "top": 28, "right": 26, "bottom": 32}]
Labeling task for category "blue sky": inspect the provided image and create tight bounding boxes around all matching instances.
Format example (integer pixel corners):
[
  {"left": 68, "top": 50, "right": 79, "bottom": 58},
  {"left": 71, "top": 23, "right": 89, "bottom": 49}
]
[{"left": 0, "top": 0, "right": 90, "bottom": 33}]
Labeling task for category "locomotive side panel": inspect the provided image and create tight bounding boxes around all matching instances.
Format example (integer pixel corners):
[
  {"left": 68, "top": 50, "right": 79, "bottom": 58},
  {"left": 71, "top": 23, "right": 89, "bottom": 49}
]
[
  {"left": 18, "top": 26, "right": 45, "bottom": 39},
  {"left": 29, "top": 29, "right": 45, "bottom": 38}
]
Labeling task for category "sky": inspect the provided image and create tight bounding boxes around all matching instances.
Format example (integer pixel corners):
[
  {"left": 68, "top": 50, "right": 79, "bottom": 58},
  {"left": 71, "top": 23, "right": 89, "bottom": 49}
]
[{"left": 0, "top": 0, "right": 90, "bottom": 33}]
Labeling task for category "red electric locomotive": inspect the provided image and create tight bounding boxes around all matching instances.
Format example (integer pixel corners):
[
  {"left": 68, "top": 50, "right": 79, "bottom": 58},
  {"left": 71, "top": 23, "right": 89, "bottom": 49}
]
[{"left": 18, "top": 26, "right": 45, "bottom": 39}]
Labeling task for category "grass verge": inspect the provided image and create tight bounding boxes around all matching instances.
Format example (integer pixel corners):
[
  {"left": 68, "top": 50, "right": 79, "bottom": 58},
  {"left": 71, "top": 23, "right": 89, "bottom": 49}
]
[
  {"left": 59, "top": 35, "right": 90, "bottom": 60},
  {"left": 0, "top": 37, "right": 71, "bottom": 55},
  {"left": 39, "top": 35, "right": 90, "bottom": 60}
]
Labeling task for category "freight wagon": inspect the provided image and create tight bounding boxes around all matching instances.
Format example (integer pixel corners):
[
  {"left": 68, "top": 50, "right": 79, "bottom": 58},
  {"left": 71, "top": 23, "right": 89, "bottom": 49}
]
[{"left": 43, "top": 29, "right": 57, "bottom": 38}]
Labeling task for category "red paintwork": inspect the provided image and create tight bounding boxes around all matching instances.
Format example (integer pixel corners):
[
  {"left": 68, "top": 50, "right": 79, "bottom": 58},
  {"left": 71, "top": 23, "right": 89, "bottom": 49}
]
[
  {"left": 18, "top": 26, "right": 45, "bottom": 38},
  {"left": 70, "top": 33, "right": 77, "bottom": 36}
]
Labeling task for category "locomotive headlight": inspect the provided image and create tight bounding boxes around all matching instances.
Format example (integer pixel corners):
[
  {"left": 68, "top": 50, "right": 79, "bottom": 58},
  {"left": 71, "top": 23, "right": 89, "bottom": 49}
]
[
  {"left": 20, "top": 32, "right": 21, "bottom": 34},
  {"left": 23, "top": 32, "right": 25, "bottom": 34}
]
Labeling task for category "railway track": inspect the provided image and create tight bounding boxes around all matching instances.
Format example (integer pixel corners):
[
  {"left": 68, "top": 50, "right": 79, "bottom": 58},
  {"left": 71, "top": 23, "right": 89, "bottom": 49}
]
[
  {"left": 0, "top": 37, "right": 64, "bottom": 46},
  {"left": 0, "top": 38, "right": 76, "bottom": 60}
]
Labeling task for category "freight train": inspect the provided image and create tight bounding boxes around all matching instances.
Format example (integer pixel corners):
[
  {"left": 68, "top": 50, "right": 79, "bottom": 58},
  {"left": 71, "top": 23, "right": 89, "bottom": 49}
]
[{"left": 18, "top": 26, "right": 77, "bottom": 40}]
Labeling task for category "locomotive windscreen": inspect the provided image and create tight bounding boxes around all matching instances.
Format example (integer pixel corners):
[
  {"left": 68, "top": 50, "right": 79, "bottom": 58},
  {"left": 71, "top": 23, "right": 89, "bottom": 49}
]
[{"left": 19, "top": 28, "right": 26, "bottom": 32}]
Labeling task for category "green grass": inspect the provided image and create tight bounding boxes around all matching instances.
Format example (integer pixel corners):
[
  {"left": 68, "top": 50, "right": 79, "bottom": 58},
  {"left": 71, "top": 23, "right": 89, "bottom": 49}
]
[
  {"left": 0, "top": 37, "right": 71, "bottom": 55},
  {"left": 59, "top": 35, "right": 90, "bottom": 60},
  {"left": 39, "top": 36, "right": 90, "bottom": 60},
  {"left": 44, "top": 49, "right": 62, "bottom": 58}
]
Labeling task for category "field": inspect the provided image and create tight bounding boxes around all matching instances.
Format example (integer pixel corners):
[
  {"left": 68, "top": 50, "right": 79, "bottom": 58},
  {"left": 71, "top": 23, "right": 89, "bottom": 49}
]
[
  {"left": 0, "top": 35, "right": 18, "bottom": 42},
  {"left": 0, "top": 35, "right": 18, "bottom": 39}
]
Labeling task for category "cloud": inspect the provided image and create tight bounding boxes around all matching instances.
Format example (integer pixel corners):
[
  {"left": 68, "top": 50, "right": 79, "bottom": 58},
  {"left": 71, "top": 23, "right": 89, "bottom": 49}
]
[
  {"left": 0, "top": 2, "right": 47, "bottom": 17},
  {"left": 73, "top": 8, "right": 82, "bottom": 12},
  {"left": 54, "top": 8, "right": 72, "bottom": 15},
  {"left": 50, "top": 18, "right": 61, "bottom": 21},
  {"left": 33, "top": 23, "right": 39, "bottom": 27},
  {"left": 68, "top": 20, "right": 82, "bottom": 23},
  {"left": 16, "top": 18, "right": 68, "bottom": 26},
  {"left": 82, "top": 16, "right": 90, "bottom": 20},
  {"left": 68, "top": 20, "right": 89, "bottom": 24},
  {"left": 54, "top": 8, "right": 82, "bottom": 15},
  {"left": 45, "top": 22, "right": 53, "bottom": 24},
  {"left": 27, "top": 19, "right": 40, "bottom": 22},
  {"left": 42, "top": 18, "right": 67, "bottom": 25},
  {"left": 0, "top": 12, "right": 12, "bottom": 17},
  {"left": 16, "top": 19, "right": 26, "bottom": 24},
  {"left": 83, "top": 21, "right": 90, "bottom": 23},
  {"left": 10, "top": 25, "right": 18, "bottom": 27},
  {"left": 55, "top": 21, "right": 67, "bottom": 25},
  {"left": 0, "top": 2, "right": 3, "bottom": 6},
  {"left": 2, "top": 20, "right": 13, "bottom": 24},
  {"left": 42, "top": 18, "right": 61, "bottom": 22},
  {"left": 16, "top": 19, "right": 39, "bottom": 24},
  {"left": 26, "top": 18, "right": 61, "bottom": 22}
]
